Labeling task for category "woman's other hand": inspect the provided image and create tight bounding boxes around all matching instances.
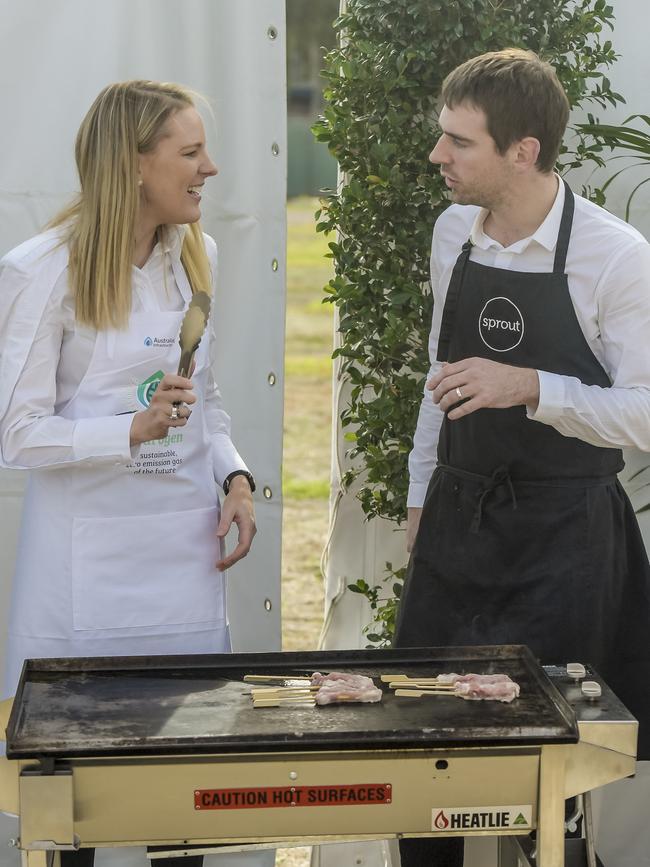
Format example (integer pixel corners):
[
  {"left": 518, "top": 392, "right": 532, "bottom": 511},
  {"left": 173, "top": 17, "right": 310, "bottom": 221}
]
[
  {"left": 216, "top": 476, "right": 257, "bottom": 571},
  {"left": 129, "top": 373, "right": 196, "bottom": 445}
]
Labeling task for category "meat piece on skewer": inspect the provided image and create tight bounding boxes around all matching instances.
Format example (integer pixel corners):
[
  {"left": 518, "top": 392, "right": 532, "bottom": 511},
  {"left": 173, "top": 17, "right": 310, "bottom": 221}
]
[
  {"left": 453, "top": 678, "right": 520, "bottom": 703},
  {"left": 315, "top": 679, "right": 382, "bottom": 706},
  {"left": 311, "top": 672, "right": 382, "bottom": 704},
  {"left": 454, "top": 673, "right": 513, "bottom": 685},
  {"left": 310, "top": 671, "right": 366, "bottom": 686},
  {"left": 392, "top": 672, "right": 521, "bottom": 702},
  {"left": 430, "top": 672, "right": 514, "bottom": 685}
]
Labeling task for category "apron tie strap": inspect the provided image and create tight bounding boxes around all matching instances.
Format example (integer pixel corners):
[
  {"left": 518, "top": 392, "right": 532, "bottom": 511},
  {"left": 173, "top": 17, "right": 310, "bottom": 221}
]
[{"left": 470, "top": 465, "right": 517, "bottom": 534}]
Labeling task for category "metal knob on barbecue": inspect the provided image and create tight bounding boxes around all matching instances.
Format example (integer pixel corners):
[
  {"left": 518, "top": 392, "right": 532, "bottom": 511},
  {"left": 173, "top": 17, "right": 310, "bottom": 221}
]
[
  {"left": 581, "top": 681, "right": 602, "bottom": 701},
  {"left": 566, "top": 662, "right": 586, "bottom": 683}
]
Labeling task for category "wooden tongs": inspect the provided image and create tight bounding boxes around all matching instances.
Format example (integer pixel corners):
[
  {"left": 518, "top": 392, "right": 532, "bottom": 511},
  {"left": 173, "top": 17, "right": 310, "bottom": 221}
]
[
  {"left": 172, "top": 291, "right": 211, "bottom": 410},
  {"left": 177, "top": 291, "right": 212, "bottom": 378}
]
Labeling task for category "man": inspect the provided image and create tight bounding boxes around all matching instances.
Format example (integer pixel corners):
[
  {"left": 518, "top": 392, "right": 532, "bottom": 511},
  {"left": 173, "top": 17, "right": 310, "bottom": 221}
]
[{"left": 394, "top": 48, "right": 650, "bottom": 867}]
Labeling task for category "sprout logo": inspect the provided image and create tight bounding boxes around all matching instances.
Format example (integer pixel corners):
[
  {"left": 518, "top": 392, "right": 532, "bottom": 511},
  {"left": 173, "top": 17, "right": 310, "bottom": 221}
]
[
  {"left": 478, "top": 296, "right": 524, "bottom": 352},
  {"left": 144, "top": 336, "right": 153, "bottom": 347},
  {"left": 136, "top": 370, "right": 164, "bottom": 408}
]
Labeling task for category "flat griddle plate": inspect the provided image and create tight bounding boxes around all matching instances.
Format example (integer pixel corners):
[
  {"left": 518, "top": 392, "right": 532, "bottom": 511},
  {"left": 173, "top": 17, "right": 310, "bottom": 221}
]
[{"left": 5, "top": 645, "right": 578, "bottom": 759}]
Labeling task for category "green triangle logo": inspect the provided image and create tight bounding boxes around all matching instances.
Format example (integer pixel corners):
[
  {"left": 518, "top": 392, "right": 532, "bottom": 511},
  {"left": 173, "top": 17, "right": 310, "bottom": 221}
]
[
  {"left": 137, "top": 370, "right": 164, "bottom": 408},
  {"left": 513, "top": 813, "right": 528, "bottom": 825}
]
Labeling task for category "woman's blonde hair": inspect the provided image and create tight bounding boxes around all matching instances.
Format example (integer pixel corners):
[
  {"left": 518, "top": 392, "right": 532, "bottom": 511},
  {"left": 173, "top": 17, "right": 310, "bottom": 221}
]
[{"left": 49, "top": 80, "right": 212, "bottom": 329}]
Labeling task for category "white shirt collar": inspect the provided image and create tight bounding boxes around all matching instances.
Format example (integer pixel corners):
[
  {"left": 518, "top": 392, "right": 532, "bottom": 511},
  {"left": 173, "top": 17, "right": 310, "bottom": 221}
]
[{"left": 469, "top": 174, "right": 565, "bottom": 254}]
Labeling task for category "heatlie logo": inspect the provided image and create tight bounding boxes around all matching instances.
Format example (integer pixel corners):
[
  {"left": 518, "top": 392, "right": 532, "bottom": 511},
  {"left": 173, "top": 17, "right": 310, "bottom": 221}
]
[{"left": 432, "top": 805, "right": 532, "bottom": 832}]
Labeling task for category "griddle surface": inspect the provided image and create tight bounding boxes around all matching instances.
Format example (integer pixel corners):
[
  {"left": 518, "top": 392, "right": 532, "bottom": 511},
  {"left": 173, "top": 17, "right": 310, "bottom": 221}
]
[{"left": 6, "top": 646, "right": 578, "bottom": 758}]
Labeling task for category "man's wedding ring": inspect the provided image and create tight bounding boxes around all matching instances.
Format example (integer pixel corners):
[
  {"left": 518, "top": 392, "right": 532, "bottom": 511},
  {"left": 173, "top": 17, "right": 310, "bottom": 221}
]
[
  {"left": 170, "top": 405, "right": 179, "bottom": 420},
  {"left": 455, "top": 386, "right": 463, "bottom": 400}
]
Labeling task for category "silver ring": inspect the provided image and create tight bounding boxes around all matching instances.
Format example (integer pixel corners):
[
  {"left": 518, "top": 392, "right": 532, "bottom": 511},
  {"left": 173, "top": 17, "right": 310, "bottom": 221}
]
[
  {"left": 455, "top": 386, "right": 463, "bottom": 400},
  {"left": 170, "top": 405, "right": 179, "bottom": 420}
]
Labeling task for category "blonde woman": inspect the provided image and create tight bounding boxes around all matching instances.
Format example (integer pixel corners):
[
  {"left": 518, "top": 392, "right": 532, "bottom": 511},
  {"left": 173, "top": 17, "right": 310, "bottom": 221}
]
[{"left": 0, "top": 81, "right": 258, "bottom": 867}]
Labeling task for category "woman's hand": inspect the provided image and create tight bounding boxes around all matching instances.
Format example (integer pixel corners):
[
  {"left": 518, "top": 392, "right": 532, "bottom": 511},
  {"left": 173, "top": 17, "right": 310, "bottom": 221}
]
[
  {"left": 216, "top": 476, "right": 257, "bottom": 571},
  {"left": 129, "top": 373, "right": 196, "bottom": 446}
]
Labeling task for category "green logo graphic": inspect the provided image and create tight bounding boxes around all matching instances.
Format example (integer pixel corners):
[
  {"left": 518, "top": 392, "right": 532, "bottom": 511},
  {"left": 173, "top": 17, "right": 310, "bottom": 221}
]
[
  {"left": 513, "top": 813, "right": 528, "bottom": 825},
  {"left": 137, "top": 370, "right": 164, "bottom": 408}
]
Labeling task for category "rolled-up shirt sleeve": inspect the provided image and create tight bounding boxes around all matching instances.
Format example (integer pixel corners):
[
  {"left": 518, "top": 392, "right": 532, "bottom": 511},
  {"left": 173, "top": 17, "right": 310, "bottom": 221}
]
[{"left": 530, "top": 240, "right": 650, "bottom": 451}]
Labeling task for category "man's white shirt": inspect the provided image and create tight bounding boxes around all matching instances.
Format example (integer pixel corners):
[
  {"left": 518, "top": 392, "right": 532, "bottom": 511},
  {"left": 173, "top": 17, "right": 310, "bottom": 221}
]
[{"left": 408, "top": 178, "right": 650, "bottom": 507}]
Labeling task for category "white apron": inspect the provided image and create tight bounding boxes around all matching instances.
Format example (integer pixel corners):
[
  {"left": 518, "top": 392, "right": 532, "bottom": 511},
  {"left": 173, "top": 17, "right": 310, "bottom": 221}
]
[{"left": 3, "top": 267, "right": 230, "bottom": 696}]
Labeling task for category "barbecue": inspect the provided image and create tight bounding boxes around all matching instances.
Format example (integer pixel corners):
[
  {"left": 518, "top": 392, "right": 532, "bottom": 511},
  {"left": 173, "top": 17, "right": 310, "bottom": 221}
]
[{"left": 0, "top": 645, "right": 637, "bottom": 866}]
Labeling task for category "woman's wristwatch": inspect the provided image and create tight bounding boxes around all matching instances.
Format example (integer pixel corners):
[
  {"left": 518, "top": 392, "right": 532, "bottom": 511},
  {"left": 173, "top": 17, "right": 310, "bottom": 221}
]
[{"left": 222, "top": 470, "right": 256, "bottom": 496}]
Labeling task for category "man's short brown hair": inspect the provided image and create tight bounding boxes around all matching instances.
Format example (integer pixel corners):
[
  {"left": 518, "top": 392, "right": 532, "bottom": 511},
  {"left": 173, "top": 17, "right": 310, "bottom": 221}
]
[{"left": 441, "top": 49, "right": 570, "bottom": 173}]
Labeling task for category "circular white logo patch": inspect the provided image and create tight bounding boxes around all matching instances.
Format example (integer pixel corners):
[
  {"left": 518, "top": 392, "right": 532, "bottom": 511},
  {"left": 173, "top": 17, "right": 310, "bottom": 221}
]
[{"left": 478, "top": 297, "right": 525, "bottom": 352}]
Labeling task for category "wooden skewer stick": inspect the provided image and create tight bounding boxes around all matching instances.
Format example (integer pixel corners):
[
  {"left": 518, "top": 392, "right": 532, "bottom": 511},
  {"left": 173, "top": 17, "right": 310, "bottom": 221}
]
[
  {"left": 251, "top": 686, "right": 317, "bottom": 698},
  {"left": 394, "top": 688, "right": 455, "bottom": 697},
  {"left": 253, "top": 697, "right": 316, "bottom": 708},
  {"left": 381, "top": 674, "right": 454, "bottom": 684},
  {"left": 387, "top": 681, "right": 455, "bottom": 690},
  {"left": 244, "top": 674, "right": 311, "bottom": 683}
]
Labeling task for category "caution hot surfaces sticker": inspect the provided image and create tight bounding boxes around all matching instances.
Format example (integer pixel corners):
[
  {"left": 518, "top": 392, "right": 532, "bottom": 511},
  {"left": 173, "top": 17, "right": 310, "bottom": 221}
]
[
  {"left": 432, "top": 805, "right": 533, "bottom": 832},
  {"left": 195, "top": 784, "right": 392, "bottom": 810}
]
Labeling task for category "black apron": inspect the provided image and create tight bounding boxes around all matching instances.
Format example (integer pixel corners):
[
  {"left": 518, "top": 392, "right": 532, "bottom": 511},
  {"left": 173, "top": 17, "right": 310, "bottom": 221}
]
[{"left": 395, "top": 182, "right": 650, "bottom": 760}]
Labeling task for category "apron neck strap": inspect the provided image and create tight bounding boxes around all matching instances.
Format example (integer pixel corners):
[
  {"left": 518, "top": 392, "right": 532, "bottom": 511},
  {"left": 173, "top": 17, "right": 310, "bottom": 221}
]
[
  {"left": 436, "top": 240, "right": 472, "bottom": 363},
  {"left": 552, "top": 179, "right": 575, "bottom": 275}
]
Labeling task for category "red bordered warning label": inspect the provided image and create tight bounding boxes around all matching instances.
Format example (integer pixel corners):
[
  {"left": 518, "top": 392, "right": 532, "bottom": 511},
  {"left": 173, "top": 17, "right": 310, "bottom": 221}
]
[{"left": 194, "top": 783, "right": 392, "bottom": 810}]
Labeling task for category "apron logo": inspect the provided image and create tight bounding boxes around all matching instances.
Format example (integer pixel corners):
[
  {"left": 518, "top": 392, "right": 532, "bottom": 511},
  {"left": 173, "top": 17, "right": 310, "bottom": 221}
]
[
  {"left": 144, "top": 335, "right": 175, "bottom": 347},
  {"left": 478, "top": 297, "right": 524, "bottom": 352},
  {"left": 136, "top": 370, "right": 164, "bottom": 408}
]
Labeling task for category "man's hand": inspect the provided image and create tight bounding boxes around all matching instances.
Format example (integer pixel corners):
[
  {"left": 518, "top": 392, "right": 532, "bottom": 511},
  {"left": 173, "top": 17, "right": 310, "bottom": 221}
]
[
  {"left": 428, "top": 358, "right": 540, "bottom": 420},
  {"left": 216, "top": 476, "right": 256, "bottom": 571},
  {"left": 406, "top": 507, "right": 423, "bottom": 553}
]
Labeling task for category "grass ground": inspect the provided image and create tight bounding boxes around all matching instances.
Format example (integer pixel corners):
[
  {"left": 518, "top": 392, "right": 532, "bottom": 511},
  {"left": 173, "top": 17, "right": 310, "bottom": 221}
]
[{"left": 281, "top": 197, "right": 334, "bottom": 652}]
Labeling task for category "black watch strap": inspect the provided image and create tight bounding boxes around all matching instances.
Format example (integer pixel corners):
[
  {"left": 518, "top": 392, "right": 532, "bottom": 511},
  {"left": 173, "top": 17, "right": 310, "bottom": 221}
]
[{"left": 223, "top": 470, "right": 256, "bottom": 495}]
